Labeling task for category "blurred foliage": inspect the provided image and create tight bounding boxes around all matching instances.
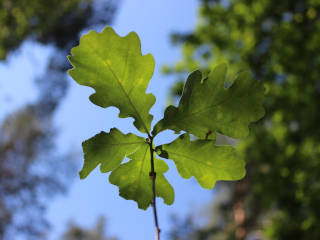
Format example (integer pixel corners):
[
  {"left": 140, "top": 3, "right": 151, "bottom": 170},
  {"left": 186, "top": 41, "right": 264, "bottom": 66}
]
[
  {"left": 169, "top": 215, "right": 199, "bottom": 240},
  {"left": 62, "top": 217, "right": 117, "bottom": 240},
  {"left": 0, "top": 0, "right": 117, "bottom": 239},
  {"left": 0, "top": 105, "right": 72, "bottom": 239},
  {"left": 0, "top": 0, "right": 116, "bottom": 59},
  {"left": 166, "top": 0, "right": 320, "bottom": 239}
]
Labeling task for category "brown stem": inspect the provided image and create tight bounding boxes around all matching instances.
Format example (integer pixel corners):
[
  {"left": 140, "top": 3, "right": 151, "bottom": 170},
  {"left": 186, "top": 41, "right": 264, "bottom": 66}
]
[
  {"left": 205, "top": 130, "right": 212, "bottom": 140},
  {"left": 148, "top": 137, "right": 160, "bottom": 240}
]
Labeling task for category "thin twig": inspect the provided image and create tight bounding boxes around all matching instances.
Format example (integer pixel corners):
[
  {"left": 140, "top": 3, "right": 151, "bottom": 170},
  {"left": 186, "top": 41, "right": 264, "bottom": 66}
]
[{"left": 149, "top": 137, "right": 160, "bottom": 240}]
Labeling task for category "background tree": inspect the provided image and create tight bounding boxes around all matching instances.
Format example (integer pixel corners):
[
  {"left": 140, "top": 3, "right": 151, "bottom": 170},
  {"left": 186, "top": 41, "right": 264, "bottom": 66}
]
[
  {"left": 165, "top": 0, "right": 320, "bottom": 239},
  {"left": 0, "top": 1, "right": 117, "bottom": 239},
  {"left": 62, "top": 216, "right": 117, "bottom": 240}
]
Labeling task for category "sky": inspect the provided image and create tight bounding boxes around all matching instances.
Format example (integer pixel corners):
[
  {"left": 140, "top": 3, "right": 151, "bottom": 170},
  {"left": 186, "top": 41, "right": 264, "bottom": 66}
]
[{"left": 0, "top": 1, "right": 216, "bottom": 239}]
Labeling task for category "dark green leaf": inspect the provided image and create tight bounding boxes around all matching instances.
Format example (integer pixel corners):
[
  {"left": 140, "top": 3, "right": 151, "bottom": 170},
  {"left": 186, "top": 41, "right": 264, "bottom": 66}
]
[{"left": 153, "top": 64, "right": 265, "bottom": 139}]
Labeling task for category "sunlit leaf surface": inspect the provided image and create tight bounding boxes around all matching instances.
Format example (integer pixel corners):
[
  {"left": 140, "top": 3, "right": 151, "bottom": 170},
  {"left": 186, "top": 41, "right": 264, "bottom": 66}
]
[{"left": 68, "top": 26, "right": 155, "bottom": 133}]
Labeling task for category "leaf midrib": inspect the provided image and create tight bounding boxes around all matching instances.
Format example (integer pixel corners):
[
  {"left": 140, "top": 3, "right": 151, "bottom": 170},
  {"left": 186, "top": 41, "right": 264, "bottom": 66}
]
[
  {"left": 104, "top": 59, "right": 150, "bottom": 133},
  {"left": 88, "top": 43, "right": 150, "bottom": 134}
]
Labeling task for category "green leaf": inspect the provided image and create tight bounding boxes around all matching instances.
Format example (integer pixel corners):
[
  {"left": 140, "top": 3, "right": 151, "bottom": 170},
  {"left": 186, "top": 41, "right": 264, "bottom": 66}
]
[
  {"left": 156, "top": 134, "right": 245, "bottom": 189},
  {"left": 68, "top": 26, "right": 155, "bottom": 133},
  {"left": 109, "top": 144, "right": 174, "bottom": 210},
  {"left": 79, "top": 128, "right": 146, "bottom": 179},
  {"left": 153, "top": 63, "right": 265, "bottom": 139}
]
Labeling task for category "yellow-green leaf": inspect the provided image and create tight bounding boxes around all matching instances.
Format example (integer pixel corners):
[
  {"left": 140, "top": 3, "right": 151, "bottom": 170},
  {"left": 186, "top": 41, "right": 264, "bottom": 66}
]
[
  {"left": 157, "top": 134, "right": 245, "bottom": 189},
  {"left": 80, "top": 128, "right": 146, "bottom": 179},
  {"left": 68, "top": 26, "right": 155, "bottom": 133},
  {"left": 109, "top": 144, "right": 174, "bottom": 209}
]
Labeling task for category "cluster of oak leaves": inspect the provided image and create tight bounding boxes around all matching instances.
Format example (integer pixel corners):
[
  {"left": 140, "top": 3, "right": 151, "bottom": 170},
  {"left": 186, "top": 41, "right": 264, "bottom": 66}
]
[{"left": 67, "top": 26, "right": 265, "bottom": 210}]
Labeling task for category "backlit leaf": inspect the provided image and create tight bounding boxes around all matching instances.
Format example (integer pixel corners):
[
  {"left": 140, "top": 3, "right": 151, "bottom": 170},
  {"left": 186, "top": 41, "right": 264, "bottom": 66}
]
[
  {"left": 157, "top": 134, "right": 245, "bottom": 189},
  {"left": 79, "top": 128, "right": 146, "bottom": 179},
  {"left": 153, "top": 63, "right": 265, "bottom": 139},
  {"left": 109, "top": 144, "right": 174, "bottom": 209},
  {"left": 68, "top": 26, "right": 155, "bottom": 133}
]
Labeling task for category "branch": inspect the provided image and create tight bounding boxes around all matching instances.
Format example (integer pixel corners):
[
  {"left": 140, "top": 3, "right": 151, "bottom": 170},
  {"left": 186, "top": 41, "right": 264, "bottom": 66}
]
[{"left": 148, "top": 137, "right": 160, "bottom": 240}]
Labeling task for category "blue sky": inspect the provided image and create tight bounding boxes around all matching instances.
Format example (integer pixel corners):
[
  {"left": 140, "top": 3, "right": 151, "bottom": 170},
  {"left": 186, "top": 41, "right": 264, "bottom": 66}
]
[{"left": 0, "top": 1, "right": 216, "bottom": 239}]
